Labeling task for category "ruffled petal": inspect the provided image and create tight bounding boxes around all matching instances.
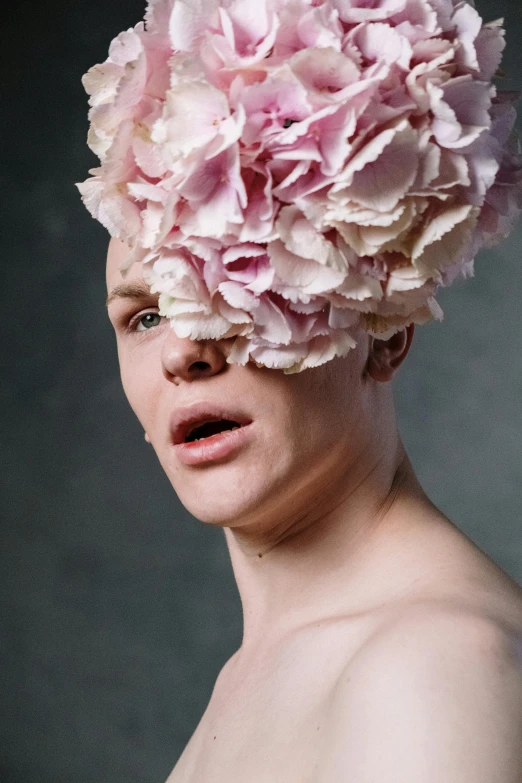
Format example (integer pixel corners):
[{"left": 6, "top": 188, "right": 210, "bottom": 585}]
[{"left": 77, "top": 0, "right": 522, "bottom": 373}]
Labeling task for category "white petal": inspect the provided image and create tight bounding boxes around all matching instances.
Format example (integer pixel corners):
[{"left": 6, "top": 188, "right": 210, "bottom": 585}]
[
  {"left": 268, "top": 239, "right": 347, "bottom": 293},
  {"left": 412, "top": 205, "right": 479, "bottom": 274}
]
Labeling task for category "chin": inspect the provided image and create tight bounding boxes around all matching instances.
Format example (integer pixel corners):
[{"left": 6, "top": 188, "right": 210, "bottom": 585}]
[
  {"left": 170, "top": 465, "right": 275, "bottom": 527},
  {"left": 156, "top": 434, "right": 294, "bottom": 526},
  {"left": 175, "top": 492, "right": 257, "bottom": 527}
]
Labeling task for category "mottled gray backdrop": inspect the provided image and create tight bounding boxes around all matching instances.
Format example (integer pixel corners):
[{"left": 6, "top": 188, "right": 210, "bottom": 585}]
[{"left": 2, "top": 1, "right": 521, "bottom": 781}]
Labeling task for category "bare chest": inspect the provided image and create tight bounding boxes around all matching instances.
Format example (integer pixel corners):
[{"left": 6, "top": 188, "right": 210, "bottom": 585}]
[
  {"left": 165, "top": 531, "right": 522, "bottom": 783},
  {"left": 165, "top": 621, "right": 372, "bottom": 783},
  {"left": 171, "top": 690, "right": 328, "bottom": 783}
]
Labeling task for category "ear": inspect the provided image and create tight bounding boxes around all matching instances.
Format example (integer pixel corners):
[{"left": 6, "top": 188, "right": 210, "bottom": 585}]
[{"left": 366, "top": 324, "right": 415, "bottom": 383}]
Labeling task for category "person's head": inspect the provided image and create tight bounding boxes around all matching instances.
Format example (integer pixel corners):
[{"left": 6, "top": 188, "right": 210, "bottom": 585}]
[
  {"left": 107, "top": 238, "right": 413, "bottom": 534},
  {"left": 90, "top": 2, "right": 521, "bottom": 541}
]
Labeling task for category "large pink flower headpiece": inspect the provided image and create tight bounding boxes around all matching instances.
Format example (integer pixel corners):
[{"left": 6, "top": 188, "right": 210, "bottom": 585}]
[{"left": 78, "top": 0, "right": 522, "bottom": 373}]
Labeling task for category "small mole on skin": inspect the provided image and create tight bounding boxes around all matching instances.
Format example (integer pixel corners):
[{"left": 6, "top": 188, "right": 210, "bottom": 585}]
[
  {"left": 214, "top": 736, "right": 216, "bottom": 740},
  {"left": 258, "top": 553, "right": 263, "bottom": 558}
]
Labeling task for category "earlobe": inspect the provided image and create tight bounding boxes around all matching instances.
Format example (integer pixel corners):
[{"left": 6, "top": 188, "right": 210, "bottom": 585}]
[{"left": 366, "top": 325, "right": 415, "bottom": 383}]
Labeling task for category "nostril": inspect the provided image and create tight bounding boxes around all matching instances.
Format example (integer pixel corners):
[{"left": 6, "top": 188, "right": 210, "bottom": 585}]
[{"left": 190, "top": 361, "right": 211, "bottom": 372}]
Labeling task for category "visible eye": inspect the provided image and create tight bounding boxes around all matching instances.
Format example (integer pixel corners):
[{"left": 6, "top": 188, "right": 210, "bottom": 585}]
[{"left": 132, "top": 312, "right": 163, "bottom": 332}]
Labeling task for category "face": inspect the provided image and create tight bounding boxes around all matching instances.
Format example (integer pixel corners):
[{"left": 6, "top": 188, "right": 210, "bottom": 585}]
[{"left": 106, "top": 238, "right": 403, "bottom": 533}]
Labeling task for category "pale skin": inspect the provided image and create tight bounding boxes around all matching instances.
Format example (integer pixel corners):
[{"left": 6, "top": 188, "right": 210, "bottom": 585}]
[{"left": 106, "top": 238, "right": 522, "bottom": 783}]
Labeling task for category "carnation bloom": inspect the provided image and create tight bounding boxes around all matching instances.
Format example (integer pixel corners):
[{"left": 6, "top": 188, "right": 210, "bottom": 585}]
[{"left": 77, "top": 0, "right": 522, "bottom": 373}]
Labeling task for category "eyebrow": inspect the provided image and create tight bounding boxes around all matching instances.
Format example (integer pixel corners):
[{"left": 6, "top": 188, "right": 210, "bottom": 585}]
[{"left": 105, "top": 281, "right": 156, "bottom": 308}]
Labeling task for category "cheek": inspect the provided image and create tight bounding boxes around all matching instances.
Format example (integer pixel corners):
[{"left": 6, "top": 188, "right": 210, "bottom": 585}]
[
  {"left": 289, "top": 361, "right": 365, "bottom": 453},
  {"left": 119, "top": 351, "right": 162, "bottom": 431}
]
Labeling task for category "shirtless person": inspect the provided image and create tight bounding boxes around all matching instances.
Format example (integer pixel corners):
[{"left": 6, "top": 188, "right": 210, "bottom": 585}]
[
  {"left": 106, "top": 237, "right": 522, "bottom": 783},
  {"left": 83, "top": 0, "right": 522, "bottom": 779}
]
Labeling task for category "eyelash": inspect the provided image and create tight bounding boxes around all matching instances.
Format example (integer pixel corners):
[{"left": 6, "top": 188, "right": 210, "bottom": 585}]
[{"left": 126, "top": 309, "right": 164, "bottom": 334}]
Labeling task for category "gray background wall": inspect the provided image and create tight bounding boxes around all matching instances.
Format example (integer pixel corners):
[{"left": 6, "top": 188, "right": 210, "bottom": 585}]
[{"left": 2, "top": 1, "right": 521, "bottom": 781}]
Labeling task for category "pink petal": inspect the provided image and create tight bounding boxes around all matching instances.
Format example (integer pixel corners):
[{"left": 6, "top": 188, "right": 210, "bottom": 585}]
[
  {"left": 475, "top": 21, "right": 506, "bottom": 81},
  {"left": 430, "top": 76, "right": 493, "bottom": 150},
  {"left": 349, "top": 22, "right": 412, "bottom": 70},
  {"left": 178, "top": 147, "right": 247, "bottom": 235},
  {"left": 289, "top": 47, "right": 360, "bottom": 102},
  {"left": 250, "top": 295, "right": 293, "bottom": 345},
  {"left": 277, "top": 205, "right": 347, "bottom": 270},
  {"left": 218, "top": 280, "right": 258, "bottom": 311},
  {"left": 451, "top": 1, "right": 482, "bottom": 72},
  {"left": 217, "top": 292, "right": 253, "bottom": 326},
  {"left": 284, "top": 331, "right": 357, "bottom": 373},
  {"left": 169, "top": 0, "right": 218, "bottom": 52},
  {"left": 297, "top": 4, "right": 344, "bottom": 50},
  {"left": 250, "top": 341, "right": 309, "bottom": 371},
  {"left": 335, "top": 121, "right": 419, "bottom": 212},
  {"left": 267, "top": 239, "right": 347, "bottom": 292},
  {"left": 152, "top": 82, "right": 239, "bottom": 162},
  {"left": 108, "top": 27, "right": 144, "bottom": 67},
  {"left": 332, "top": 0, "right": 407, "bottom": 25},
  {"left": 412, "top": 204, "right": 479, "bottom": 274}
]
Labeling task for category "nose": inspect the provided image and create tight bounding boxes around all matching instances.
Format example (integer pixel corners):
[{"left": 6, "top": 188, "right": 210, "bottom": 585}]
[{"left": 161, "top": 326, "right": 229, "bottom": 385}]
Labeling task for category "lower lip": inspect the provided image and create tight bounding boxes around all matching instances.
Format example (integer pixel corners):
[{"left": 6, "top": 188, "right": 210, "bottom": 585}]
[{"left": 173, "top": 423, "right": 255, "bottom": 466}]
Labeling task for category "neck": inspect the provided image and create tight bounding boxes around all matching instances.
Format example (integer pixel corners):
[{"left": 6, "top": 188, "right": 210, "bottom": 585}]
[{"left": 224, "top": 429, "right": 434, "bottom": 653}]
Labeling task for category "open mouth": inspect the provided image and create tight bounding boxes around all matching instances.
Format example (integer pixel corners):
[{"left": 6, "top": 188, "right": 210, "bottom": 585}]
[{"left": 184, "top": 419, "right": 243, "bottom": 443}]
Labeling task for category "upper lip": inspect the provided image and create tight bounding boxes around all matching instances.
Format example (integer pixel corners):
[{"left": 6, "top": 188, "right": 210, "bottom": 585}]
[{"left": 170, "top": 402, "right": 253, "bottom": 445}]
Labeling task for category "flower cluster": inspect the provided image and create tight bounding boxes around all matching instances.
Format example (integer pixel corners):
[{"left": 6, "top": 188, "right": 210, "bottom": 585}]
[{"left": 77, "top": 0, "right": 522, "bottom": 373}]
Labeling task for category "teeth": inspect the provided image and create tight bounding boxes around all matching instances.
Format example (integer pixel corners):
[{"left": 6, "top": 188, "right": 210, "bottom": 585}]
[{"left": 189, "top": 425, "right": 241, "bottom": 443}]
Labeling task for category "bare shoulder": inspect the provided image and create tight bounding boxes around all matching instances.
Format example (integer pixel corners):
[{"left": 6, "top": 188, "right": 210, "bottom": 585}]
[
  {"left": 317, "top": 603, "right": 522, "bottom": 783},
  {"left": 346, "top": 601, "right": 522, "bottom": 682}
]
